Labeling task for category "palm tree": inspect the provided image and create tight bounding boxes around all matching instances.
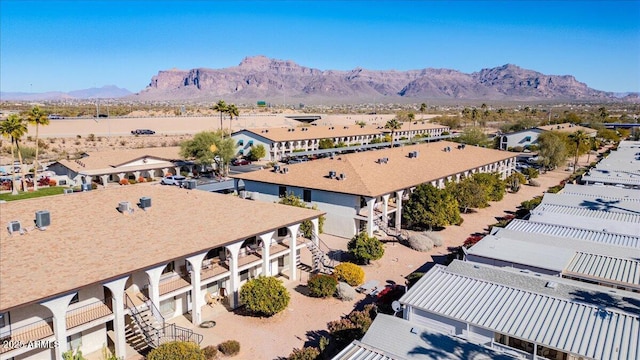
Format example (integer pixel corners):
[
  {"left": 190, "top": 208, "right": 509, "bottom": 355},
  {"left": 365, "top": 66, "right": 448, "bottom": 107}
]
[
  {"left": 420, "top": 103, "right": 427, "bottom": 120},
  {"left": 0, "top": 114, "right": 28, "bottom": 194},
  {"left": 384, "top": 118, "right": 402, "bottom": 145},
  {"left": 212, "top": 100, "right": 227, "bottom": 133},
  {"left": 570, "top": 130, "right": 589, "bottom": 174},
  {"left": 27, "top": 106, "right": 49, "bottom": 191},
  {"left": 226, "top": 103, "right": 239, "bottom": 136}
]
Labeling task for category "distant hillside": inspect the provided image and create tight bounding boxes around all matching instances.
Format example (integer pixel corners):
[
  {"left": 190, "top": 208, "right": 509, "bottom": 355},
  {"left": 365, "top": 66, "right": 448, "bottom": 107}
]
[
  {"left": 131, "top": 55, "right": 625, "bottom": 104},
  {"left": 1, "top": 85, "right": 132, "bottom": 101}
]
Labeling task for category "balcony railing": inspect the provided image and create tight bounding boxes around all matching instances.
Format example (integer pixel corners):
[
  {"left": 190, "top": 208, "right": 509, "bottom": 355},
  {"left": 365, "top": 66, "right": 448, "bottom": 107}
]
[
  {"left": 66, "top": 298, "right": 113, "bottom": 329},
  {"left": 159, "top": 272, "right": 191, "bottom": 296},
  {"left": 201, "top": 259, "right": 230, "bottom": 280},
  {"left": 0, "top": 317, "right": 54, "bottom": 354}
]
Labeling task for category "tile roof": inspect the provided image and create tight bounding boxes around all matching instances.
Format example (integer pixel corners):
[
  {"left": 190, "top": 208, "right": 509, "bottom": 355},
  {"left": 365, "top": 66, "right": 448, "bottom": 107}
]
[
  {"left": 400, "top": 261, "right": 640, "bottom": 360},
  {"left": 0, "top": 185, "right": 322, "bottom": 311},
  {"left": 233, "top": 141, "right": 515, "bottom": 197}
]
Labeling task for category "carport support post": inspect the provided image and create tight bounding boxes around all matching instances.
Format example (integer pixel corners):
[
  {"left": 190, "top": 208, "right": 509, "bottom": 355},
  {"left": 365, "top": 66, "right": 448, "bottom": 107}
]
[
  {"left": 41, "top": 293, "right": 77, "bottom": 359},
  {"left": 186, "top": 253, "right": 207, "bottom": 325},
  {"left": 225, "top": 242, "right": 243, "bottom": 308},
  {"left": 260, "top": 231, "right": 274, "bottom": 276},
  {"left": 287, "top": 223, "right": 300, "bottom": 281},
  {"left": 103, "top": 276, "right": 129, "bottom": 359}
]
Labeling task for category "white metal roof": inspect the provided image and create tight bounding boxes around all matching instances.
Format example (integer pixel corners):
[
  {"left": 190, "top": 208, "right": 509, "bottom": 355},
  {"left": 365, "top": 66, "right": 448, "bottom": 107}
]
[
  {"left": 333, "top": 341, "right": 397, "bottom": 360},
  {"left": 400, "top": 261, "right": 640, "bottom": 360},
  {"left": 505, "top": 219, "right": 640, "bottom": 248},
  {"left": 540, "top": 192, "right": 640, "bottom": 214},
  {"left": 529, "top": 204, "right": 640, "bottom": 236},
  {"left": 561, "top": 183, "right": 640, "bottom": 201},
  {"left": 565, "top": 252, "right": 640, "bottom": 289}
]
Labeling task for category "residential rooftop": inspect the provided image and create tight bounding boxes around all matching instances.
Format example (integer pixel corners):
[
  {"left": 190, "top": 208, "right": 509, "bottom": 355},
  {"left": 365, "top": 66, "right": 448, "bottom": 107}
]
[
  {"left": 539, "top": 192, "right": 640, "bottom": 215},
  {"left": 560, "top": 183, "right": 640, "bottom": 201},
  {"left": 400, "top": 260, "right": 640, "bottom": 360},
  {"left": 232, "top": 141, "right": 514, "bottom": 197},
  {"left": 529, "top": 203, "right": 640, "bottom": 235},
  {"left": 0, "top": 185, "right": 322, "bottom": 311},
  {"left": 52, "top": 146, "right": 183, "bottom": 174},
  {"left": 536, "top": 122, "right": 597, "bottom": 134}
]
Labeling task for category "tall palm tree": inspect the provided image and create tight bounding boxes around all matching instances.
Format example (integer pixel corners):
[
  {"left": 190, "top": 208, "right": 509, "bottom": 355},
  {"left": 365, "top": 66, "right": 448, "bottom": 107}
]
[
  {"left": 212, "top": 100, "right": 227, "bottom": 133},
  {"left": 384, "top": 118, "right": 402, "bottom": 145},
  {"left": 28, "top": 105, "right": 49, "bottom": 191},
  {"left": 570, "top": 130, "right": 589, "bottom": 174},
  {"left": 419, "top": 103, "right": 427, "bottom": 120},
  {"left": 226, "top": 103, "right": 239, "bottom": 137},
  {"left": 0, "top": 114, "right": 28, "bottom": 194}
]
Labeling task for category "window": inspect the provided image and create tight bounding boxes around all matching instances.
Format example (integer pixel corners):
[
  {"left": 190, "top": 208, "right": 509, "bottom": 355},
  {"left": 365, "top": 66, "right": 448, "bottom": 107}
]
[
  {"left": 238, "top": 139, "right": 244, "bottom": 146},
  {"left": 0, "top": 312, "right": 9, "bottom": 340},
  {"left": 248, "top": 140, "right": 254, "bottom": 146},
  {"left": 303, "top": 189, "right": 311, "bottom": 202},
  {"left": 278, "top": 227, "right": 288, "bottom": 237},
  {"left": 524, "top": 136, "right": 532, "bottom": 142},
  {"left": 240, "top": 269, "right": 250, "bottom": 281},
  {"left": 279, "top": 186, "right": 287, "bottom": 197},
  {"left": 67, "top": 333, "right": 82, "bottom": 350}
]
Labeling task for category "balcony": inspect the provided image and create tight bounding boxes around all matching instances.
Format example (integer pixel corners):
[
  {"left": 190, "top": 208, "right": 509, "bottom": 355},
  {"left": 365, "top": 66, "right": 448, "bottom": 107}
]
[
  {"left": 159, "top": 270, "right": 191, "bottom": 296},
  {"left": 66, "top": 298, "right": 113, "bottom": 329},
  {"left": 201, "top": 259, "right": 230, "bottom": 280},
  {"left": 0, "top": 317, "right": 54, "bottom": 354}
]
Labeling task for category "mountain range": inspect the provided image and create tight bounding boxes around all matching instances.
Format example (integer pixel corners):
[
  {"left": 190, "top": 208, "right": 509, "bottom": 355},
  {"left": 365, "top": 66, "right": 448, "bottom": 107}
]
[
  {"left": 132, "top": 56, "right": 636, "bottom": 104},
  {"left": 1, "top": 85, "right": 132, "bottom": 101}
]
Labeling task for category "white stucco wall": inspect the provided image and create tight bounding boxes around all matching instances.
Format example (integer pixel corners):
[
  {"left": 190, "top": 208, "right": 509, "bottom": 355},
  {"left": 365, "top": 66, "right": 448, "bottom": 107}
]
[
  {"left": 231, "top": 132, "right": 273, "bottom": 160},
  {"left": 501, "top": 129, "right": 542, "bottom": 150}
]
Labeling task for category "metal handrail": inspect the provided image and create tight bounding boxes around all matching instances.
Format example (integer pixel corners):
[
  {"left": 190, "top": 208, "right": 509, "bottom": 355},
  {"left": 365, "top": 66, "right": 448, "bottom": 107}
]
[
  {"left": 125, "top": 293, "right": 162, "bottom": 348},
  {"left": 0, "top": 317, "right": 53, "bottom": 352}
]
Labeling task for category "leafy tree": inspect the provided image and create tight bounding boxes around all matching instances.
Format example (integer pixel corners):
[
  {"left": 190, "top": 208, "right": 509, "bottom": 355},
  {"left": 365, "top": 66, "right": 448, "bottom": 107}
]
[
  {"left": 307, "top": 274, "right": 338, "bottom": 298},
  {"left": 333, "top": 262, "right": 365, "bottom": 286},
  {"left": 402, "top": 184, "right": 462, "bottom": 230},
  {"left": 420, "top": 103, "right": 427, "bottom": 119},
  {"left": 597, "top": 128, "right": 619, "bottom": 143},
  {"left": 0, "top": 114, "right": 28, "bottom": 193},
  {"left": 180, "top": 130, "right": 235, "bottom": 177},
  {"left": 384, "top": 118, "right": 402, "bottom": 143},
  {"left": 226, "top": 103, "right": 239, "bottom": 135},
  {"left": 27, "top": 106, "right": 49, "bottom": 191},
  {"left": 347, "top": 231, "right": 384, "bottom": 264},
  {"left": 456, "top": 126, "right": 489, "bottom": 147},
  {"left": 472, "top": 172, "right": 505, "bottom": 202},
  {"left": 521, "top": 167, "right": 539, "bottom": 179},
  {"left": 288, "top": 347, "right": 320, "bottom": 360},
  {"left": 446, "top": 178, "right": 487, "bottom": 213},
  {"left": 240, "top": 276, "right": 290, "bottom": 316},
  {"left": 598, "top": 106, "right": 609, "bottom": 121},
  {"left": 212, "top": 99, "right": 227, "bottom": 133},
  {"left": 248, "top": 144, "right": 266, "bottom": 161},
  {"left": 569, "top": 130, "right": 590, "bottom": 173},
  {"left": 318, "top": 138, "right": 335, "bottom": 149},
  {"left": 434, "top": 115, "right": 461, "bottom": 130},
  {"left": 147, "top": 341, "right": 204, "bottom": 360},
  {"left": 278, "top": 192, "right": 325, "bottom": 237},
  {"left": 537, "top": 131, "right": 567, "bottom": 170}
]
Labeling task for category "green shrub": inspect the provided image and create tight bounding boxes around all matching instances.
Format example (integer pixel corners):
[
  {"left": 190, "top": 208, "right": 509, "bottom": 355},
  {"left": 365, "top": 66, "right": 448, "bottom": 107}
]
[
  {"left": 240, "top": 276, "right": 290, "bottom": 316},
  {"left": 522, "top": 167, "right": 539, "bottom": 179},
  {"left": 347, "top": 232, "right": 384, "bottom": 264},
  {"left": 203, "top": 345, "right": 218, "bottom": 360},
  {"left": 288, "top": 347, "right": 320, "bottom": 360},
  {"left": 218, "top": 340, "right": 240, "bottom": 356},
  {"left": 307, "top": 274, "right": 338, "bottom": 298},
  {"left": 147, "top": 341, "right": 204, "bottom": 360},
  {"left": 406, "top": 272, "right": 425, "bottom": 289},
  {"left": 333, "top": 262, "right": 365, "bottom": 286}
]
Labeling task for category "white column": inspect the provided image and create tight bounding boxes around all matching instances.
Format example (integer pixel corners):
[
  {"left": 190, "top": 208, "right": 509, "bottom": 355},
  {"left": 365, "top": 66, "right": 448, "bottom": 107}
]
[
  {"left": 260, "top": 231, "right": 275, "bottom": 276},
  {"left": 100, "top": 175, "right": 109, "bottom": 187},
  {"left": 395, "top": 190, "right": 404, "bottom": 230},
  {"left": 311, "top": 218, "right": 320, "bottom": 246},
  {"left": 41, "top": 293, "right": 77, "bottom": 359},
  {"left": 382, "top": 194, "right": 390, "bottom": 225},
  {"left": 287, "top": 224, "right": 301, "bottom": 280},
  {"left": 145, "top": 265, "right": 165, "bottom": 311},
  {"left": 365, "top": 197, "right": 375, "bottom": 237},
  {"left": 103, "top": 276, "right": 129, "bottom": 359},
  {"left": 186, "top": 252, "right": 207, "bottom": 325},
  {"left": 225, "top": 242, "right": 243, "bottom": 308}
]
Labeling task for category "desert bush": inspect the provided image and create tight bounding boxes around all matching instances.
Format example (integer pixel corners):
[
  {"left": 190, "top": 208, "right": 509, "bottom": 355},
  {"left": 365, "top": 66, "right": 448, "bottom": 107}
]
[
  {"left": 528, "top": 179, "right": 540, "bottom": 187},
  {"left": 522, "top": 167, "right": 539, "bottom": 179},
  {"left": 424, "top": 231, "right": 444, "bottom": 247},
  {"left": 336, "top": 282, "right": 356, "bottom": 301},
  {"left": 128, "top": 178, "right": 137, "bottom": 185},
  {"left": 87, "top": 134, "right": 96, "bottom": 142},
  {"left": 147, "top": 341, "right": 204, "bottom": 360},
  {"left": 202, "top": 345, "right": 218, "bottom": 360},
  {"left": 307, "top": 274, "right": 338, "bottom": 298},
  {"left": 240, "top": 276, "right": 290, "bottom": 316},
  {"left": 463, "top": 235, "right": 484, "bottom": 248},
  {"left": 138, "top": 176, "right": 146, "bottom": 183},
  {"left": 327, "top": 305, "right": 377, "bottom": 347},
  {"left": 288, "top": 347, "right": 320, "bottom": 360},
  {"left": 406, "top": 272, "right": 425, "bottom": 289},
  {"left": 119, "top": 178, "right": 129, "bottom": 185},
  {"left": 347, "top": 231, "right": 384, "bottom": 264},
  {"left": 333, "top": 262, "right": 365, "bottom": 286},
  {"left": 218, "top": 340, "right": 240, "bottom": 356},
  {"left": 407, "top": 232, "right": 434, "bottom": 252}
]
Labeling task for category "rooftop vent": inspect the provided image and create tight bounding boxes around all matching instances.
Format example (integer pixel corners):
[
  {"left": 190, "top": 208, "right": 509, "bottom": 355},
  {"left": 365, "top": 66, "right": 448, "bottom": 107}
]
[
  {"left": 274, "top": 165, "right": 281, "bottom": 172},
  {"left": 329, "top": 170, "right": 336, "bottom": 178},
  {"left": 282, "top": 167, "right": 289, "bottom": 174},
  {"left": 408, "top": 151, "right": 419, "bottom": 158},
  {"left": 7, "top": 220, "right": 23, "bottom": 235},
  {"left": 118, "top": 201, "right": 133, "bottom": 214},
  {"left": 139, "top": 197, "right": 152, "bottom": 210},
  {"left": 377, "top": 157, "right": 389, "bottom": 164},
  {"left": 339, "top": 173, "right": 346, "bottom": 180},
  {"left": 35, "top": 210, "right": 50, "bottom": 230},
  {"left": 545, "top": 281, "right": 558, "bottom": 289}
]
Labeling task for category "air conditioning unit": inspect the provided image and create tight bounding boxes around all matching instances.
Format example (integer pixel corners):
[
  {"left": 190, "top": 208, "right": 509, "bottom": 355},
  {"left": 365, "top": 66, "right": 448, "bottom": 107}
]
[
  {"left": 139, "top": 197, "right": 151, "bottom": 209},
  {"left": 329, "top": 170, "right": 336, "bottom": 178},
  {"left": 81, "top": 183, "right": 92, "bottom": 192},
  {"left": 35, "top": 210, "right": 50, "bottom": 229},
  {"left": 118, "top": 201, "right": 131, "bottom": 213},
  {"left": 64, "top": 188, "right": 74, "bottom": 194},
  {"left": 408, "top": 152, "right": 415, "bottom": 158},
  {"left": 7, "top": 221, "right": 22, "bottom": 234},
  {"left": 274, "top": 165, "right": 281, "bottom": 172}
]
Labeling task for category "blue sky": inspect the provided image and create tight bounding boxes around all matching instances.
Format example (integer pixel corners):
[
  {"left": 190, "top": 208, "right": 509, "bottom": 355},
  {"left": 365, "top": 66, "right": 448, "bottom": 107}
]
[{"left": 1, "top": 0, "right": 639, "bottom": 93}]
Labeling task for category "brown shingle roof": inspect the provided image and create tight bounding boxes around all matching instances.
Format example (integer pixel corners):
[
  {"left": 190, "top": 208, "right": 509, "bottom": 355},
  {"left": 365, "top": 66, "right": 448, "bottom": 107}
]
[
  {"left": 536, "top": 123, "right": 597, "bottom": 134},
  {"left": 232, "top": 141, "right": 515, "bottom": 197},
  {"left": 0, "top": 185, "right": 322, "bottom": 311},
  {"left": 236, "top": 125, "right": 386, "bottom": 142},
  {"left": 56, "top": 147, "right": 183, "bottom": 173}
]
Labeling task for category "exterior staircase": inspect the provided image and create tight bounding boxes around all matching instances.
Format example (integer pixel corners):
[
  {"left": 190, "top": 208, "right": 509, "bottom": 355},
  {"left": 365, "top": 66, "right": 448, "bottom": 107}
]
[
  {"left": 374, "top": 218, "right": 408, "bottom": 241},
  {"left": 124, "top": 293, "right": 202, "bottom": 351},
  {"left": 305, "top": 231, "right": 338, "bottom": 274}
]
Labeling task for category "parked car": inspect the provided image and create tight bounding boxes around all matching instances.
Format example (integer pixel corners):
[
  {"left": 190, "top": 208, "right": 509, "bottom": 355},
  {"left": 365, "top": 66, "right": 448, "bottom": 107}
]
[
  {"left": 131, "top": 129, "right": 156, "bottom": 135},
  {"left": 232, "top": 159, "right": 251, "bottom": 166},
  {"left": 160, "top": 175, "right": 186, "bottom": 186}
]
